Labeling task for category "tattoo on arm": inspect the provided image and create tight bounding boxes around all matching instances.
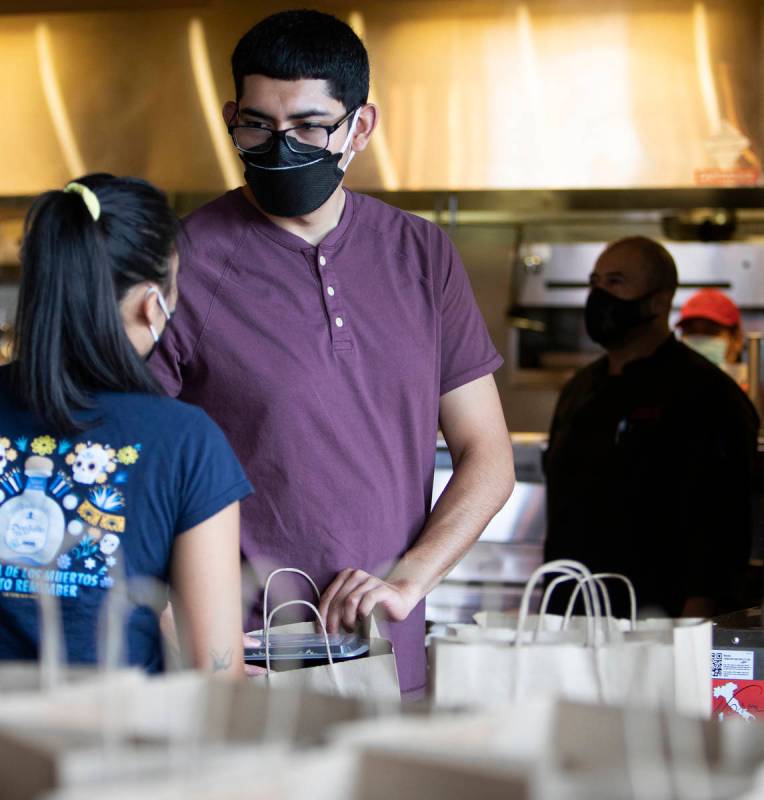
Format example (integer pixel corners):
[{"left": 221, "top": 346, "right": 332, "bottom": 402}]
[{"left": 210, "top": 648, "right": 233, "bottom": 673}]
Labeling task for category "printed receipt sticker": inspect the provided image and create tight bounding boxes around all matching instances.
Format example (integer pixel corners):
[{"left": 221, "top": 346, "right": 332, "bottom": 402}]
[{"left": 712, "top": 649, "right": 764, "bottom": 721}]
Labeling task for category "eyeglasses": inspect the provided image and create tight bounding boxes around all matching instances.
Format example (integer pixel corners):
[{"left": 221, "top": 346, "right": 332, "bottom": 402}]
[{"left": 228, "top": 107, "right": 359, "bottom": 156}]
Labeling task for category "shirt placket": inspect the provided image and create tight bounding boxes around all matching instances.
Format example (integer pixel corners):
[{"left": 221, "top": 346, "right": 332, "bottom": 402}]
[{"left": 317, "top": 251, "right": 353, "bottom": 352}]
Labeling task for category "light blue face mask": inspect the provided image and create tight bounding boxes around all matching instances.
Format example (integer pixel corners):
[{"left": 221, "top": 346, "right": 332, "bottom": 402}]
[{"left": 683, "top": 335, "right": 728, "bottom": 367}]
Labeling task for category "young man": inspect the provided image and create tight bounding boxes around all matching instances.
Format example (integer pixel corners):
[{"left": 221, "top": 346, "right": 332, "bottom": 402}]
[
  {"left": 544, "top": 237, "right": 759, "bottom": 619},
  {"left": 151, "top": 10, "right": 514, "bottom": 699}
]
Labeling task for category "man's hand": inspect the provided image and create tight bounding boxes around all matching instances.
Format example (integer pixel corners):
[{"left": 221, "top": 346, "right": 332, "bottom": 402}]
[{"left": 318, "top": 569, "right": 421, "bottom": 633}]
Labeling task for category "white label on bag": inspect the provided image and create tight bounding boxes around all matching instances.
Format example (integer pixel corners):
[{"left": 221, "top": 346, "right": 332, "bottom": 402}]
[{"left": 712, "top": 649, "right": 754, "bottom": 680}]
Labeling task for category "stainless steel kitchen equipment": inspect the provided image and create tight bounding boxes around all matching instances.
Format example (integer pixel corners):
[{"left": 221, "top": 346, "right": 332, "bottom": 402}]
[
  {"left": 747, "top": 332, "right": 764, "bottom": 420},
  {"left": 425, "top": 434, "right": 546, "bottom": 624},
  {"left": 508, "top": 240, "right": 764, "bottom": 389}
]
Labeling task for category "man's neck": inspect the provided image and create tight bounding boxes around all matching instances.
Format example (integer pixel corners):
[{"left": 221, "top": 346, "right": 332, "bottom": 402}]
[
  {"left": 242, "top": 184, "right": 346, "bottom": 247},
  {"left": 607, "top": 325, "right": 672, "bottom": 375}
]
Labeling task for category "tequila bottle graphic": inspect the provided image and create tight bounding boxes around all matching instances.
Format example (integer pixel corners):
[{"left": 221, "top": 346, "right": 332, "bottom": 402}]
[{"left": 0, "top": 456, "right": 65, "bottom": 564}]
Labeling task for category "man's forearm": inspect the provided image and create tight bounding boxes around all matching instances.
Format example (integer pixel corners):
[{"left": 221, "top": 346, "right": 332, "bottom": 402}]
[
  {"left": 387, "top": 442, "right": 515, "bottom": 600},
  {"left": 320, "top": 375, "right": 515, "bottom": 632}
]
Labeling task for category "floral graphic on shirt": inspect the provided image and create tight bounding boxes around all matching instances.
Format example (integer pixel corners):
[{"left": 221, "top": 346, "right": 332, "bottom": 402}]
[
  {"left": 117, "top": 446, "right": 140, "bottom": 466},
  {"left": 0, "top": 434, "right": 142, "bottom": 599},
  {"left": 31, "top": 436, "right": 57, "bottom": 456},
  {"left": 66, "top": 442, "right": 118, "bottom": 485},
  {"left": 0, "top": 437, "right": 18, "bottom": 476}
]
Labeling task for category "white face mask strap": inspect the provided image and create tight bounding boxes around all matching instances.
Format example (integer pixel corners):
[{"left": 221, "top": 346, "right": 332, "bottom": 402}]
[
  {"left": 145, "top": 286, "right": 171, "bottom": 343},
  {"left": 339, "top": 108, "right": 362, "bottom": 172}
]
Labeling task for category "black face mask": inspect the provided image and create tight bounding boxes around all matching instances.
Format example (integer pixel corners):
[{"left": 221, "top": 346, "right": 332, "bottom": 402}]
[
  {"left": 241, "top": 132, "right": 356, "bottom": 219},
  {"left": 585, "top": 287, "right": 656, "bottom": 348}
]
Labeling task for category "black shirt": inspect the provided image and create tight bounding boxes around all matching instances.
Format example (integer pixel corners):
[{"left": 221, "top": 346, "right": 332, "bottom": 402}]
[{"left": 543, "top": 336, "right": 759, "bottom": 617}]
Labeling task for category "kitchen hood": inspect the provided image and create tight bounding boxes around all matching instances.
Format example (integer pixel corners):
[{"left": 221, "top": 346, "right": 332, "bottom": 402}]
[{"left": 0, "top": 0, "right": 761, "bottom": 197}]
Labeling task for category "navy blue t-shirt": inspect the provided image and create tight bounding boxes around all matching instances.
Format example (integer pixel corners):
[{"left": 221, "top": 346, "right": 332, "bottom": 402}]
[{"left": 0, "top": 365, "right": 252, "bottom": 671}]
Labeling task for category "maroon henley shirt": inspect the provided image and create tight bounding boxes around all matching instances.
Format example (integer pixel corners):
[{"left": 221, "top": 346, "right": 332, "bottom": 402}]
[{"left": 151, "top": 187, "right": 502, "bottom": 698}]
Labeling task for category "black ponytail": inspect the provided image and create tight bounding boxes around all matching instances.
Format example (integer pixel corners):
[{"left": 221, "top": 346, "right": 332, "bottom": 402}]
[{"left": 11, "top": 173, "right": 180, "bottom": 435}]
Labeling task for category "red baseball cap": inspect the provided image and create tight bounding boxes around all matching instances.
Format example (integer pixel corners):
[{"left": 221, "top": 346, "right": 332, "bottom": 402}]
[{"left": 678, "top": 289, "right": 741, "bottom": 328}]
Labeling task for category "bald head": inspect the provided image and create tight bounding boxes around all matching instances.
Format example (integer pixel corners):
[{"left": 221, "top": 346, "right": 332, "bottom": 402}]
[
  {"left": 586, "top": 236, "right": 676, "bottom": 353},
  {"left": 593, "top": 236, "right": 678, "bottom": 300}
]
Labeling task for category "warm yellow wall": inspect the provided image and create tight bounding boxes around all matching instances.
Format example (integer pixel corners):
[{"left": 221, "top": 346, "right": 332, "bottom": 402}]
[{"left": 0, "top": 0, "right": 761, "bottom": 194}]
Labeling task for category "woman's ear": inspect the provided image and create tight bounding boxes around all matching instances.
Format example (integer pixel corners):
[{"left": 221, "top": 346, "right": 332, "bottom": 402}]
[{"left": 137, "top": 286, "right": 164, "bottom": 333}]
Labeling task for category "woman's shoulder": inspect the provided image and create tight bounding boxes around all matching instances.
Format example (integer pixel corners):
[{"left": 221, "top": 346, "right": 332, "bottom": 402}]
[
  {"left": 87, "top": 392, "right": 242, "bottom": 487},
  {"left": 96, "top": 391, "right": 217, "bottom": 433},
  {"left": 0, "top": 368, "right": 228, "bottom": 452}
]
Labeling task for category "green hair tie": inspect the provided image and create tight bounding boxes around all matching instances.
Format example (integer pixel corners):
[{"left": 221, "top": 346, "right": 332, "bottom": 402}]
[{"left": 63, "top": 182, "right": 101, "bottom": 221}]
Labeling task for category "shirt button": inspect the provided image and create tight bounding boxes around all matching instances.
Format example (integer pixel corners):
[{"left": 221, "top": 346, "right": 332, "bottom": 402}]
[
  {"left": 327, "top": 286, "right": 335, "bottom": 297},
  {"left": 319, "top": 255, "right": 327, "bottom": 266},
  {"left": 335, "top": 316, "right": 344, "bottom": 328}
]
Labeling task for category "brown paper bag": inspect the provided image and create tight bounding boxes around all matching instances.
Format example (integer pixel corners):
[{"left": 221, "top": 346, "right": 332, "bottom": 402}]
[
  {"left": 0, "top": 663, "right": 144, "bottom": 693},
  {"left": 41, "top": 747, "right": 360, "bottom": 800},
  {"left": 355, "top": 746, "right": 534, "bottom": 800},
  {"left": 254, "top": 614, "right": 400, "bottom": 702},
  {"left": 40, "top": 738, "right": 533, "bottom": 800},
  {"left": 435, "top": 561, "right": 712, "bottom": 715},
  {"left": 250, "top": 568, "right": 400, "bottom": 702},
  {"left": 0, "top": 672, "right": 394, "bottom": 800},
  {"left": 334, "top": 699, "right": 759, "bottom": 800}
]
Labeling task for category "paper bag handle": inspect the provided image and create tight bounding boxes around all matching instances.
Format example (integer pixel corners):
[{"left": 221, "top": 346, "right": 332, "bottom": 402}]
[
  {"left": 535, "top": 573, "right": 612, "bottom": 642},
  {"left": 264, "top": 599, "right": 343, "bottom": 696},
  {"left": 262, "top": 568, "right": 321, "bottom": 632},
  {"left": 511, "top": 560, "right": 604, "bottom": 703},
  {"left": 563, "top": 573, "right": 637, "bottom": 632},
  {"left": 515, "top": 560, "right": 601, "bottom": 648}
]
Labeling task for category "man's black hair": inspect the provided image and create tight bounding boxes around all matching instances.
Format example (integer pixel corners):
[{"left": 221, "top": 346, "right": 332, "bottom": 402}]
[{"left": 231, "top": 9, "right": 370, "bottom": 111}]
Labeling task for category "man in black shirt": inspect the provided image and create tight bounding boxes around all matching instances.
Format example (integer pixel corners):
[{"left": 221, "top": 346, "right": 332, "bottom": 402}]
[{"left": 544, "top": 236, "right": 759, "bottom": 618}]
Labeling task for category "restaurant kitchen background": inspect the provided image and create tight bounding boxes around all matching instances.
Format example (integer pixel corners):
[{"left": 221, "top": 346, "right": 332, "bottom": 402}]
[{"left": 1, "top": 0, "right": 763, "bottom": 619}]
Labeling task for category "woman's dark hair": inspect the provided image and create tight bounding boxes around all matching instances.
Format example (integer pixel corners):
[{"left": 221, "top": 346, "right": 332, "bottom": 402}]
[
  {"left": 231, "top": 9, "right": 370, "bottom": 111},
  {"left": 11, "top": 173, "right": 179, "bottom": 435}
]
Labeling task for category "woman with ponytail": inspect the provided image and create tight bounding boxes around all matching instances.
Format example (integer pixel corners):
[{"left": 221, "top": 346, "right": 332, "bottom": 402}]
[{"left": 0, "top": 174, "right": 251, "bottom": 676}]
